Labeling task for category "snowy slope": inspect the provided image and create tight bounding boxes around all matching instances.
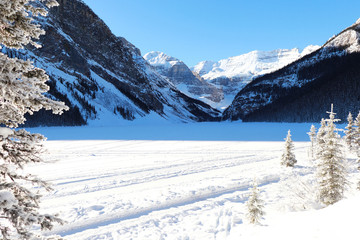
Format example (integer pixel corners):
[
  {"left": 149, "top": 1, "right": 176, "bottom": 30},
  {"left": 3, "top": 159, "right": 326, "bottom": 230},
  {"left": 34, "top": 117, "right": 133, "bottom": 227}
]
[
  {"left": 27, "top": 123, "right": 359, "bottom": 240},
  {"left": 229, "top": 193, "right": 360, "bottom": 240}
]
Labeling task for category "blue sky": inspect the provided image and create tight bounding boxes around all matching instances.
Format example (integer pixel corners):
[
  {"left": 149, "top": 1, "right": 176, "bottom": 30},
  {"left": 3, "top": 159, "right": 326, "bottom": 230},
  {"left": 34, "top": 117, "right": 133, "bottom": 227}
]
[{"left": 82, "top": 0, "right": 360, "bottom": 66}]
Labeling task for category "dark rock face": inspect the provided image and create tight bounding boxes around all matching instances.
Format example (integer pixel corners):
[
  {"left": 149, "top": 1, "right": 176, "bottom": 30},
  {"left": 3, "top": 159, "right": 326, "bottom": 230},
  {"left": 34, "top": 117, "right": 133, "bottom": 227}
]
[
  {"left": 166, "top": 62, "right": 223, "bottom": 102},
  {"left": 22, "top": 0, "right": 220, "bottom": 126},
  {"left": 223, "top": 20, "right": 360, "bottom": 123}
]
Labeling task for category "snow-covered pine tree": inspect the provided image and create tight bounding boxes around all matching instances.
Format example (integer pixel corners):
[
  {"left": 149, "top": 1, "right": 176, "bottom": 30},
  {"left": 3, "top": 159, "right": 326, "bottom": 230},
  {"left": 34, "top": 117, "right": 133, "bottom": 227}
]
[
  {"left": 316, "top": 119, "right": 326, "bottom": 144},
  {"left": 353, "top": 112, "right": 360, "bottom": 168},
  {"left": 245, "top": 179, "right": 265, "bottom": 224},
  {"left": 316, "top": 104, "right": 348, "bottom": 206},
  {"left": 0, "top": 0, "right": 68, "bottom": 239},
  {"left": 352, "top": 112, "right": 360, "bottom": 188},
  {"left": 280, "top": 130, "right": 297, "bottom": 167},
  {"left": 307, "top": 125, "right": 317, "bottom": 159},
  {"left": 315, "top": 118, "right": 326, "bottom": 162},
  {"left": 344, "top": 112, "right": 356, "bottom": 152}
]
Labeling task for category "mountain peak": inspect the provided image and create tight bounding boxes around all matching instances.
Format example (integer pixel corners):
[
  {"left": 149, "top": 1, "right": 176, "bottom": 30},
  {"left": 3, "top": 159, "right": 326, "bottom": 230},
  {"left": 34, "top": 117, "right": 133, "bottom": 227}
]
[
  {"left": 143, "top": 51, "right": 181, "bottom": 69},
  {"left": 323, "top": 18, "right": 360, "bottom": 53}
]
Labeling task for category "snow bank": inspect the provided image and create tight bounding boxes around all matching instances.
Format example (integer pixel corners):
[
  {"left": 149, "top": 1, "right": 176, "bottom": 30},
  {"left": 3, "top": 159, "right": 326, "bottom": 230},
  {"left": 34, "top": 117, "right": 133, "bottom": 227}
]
[{"left": 229, "top": 193, "right": 360, "bottom": 240}]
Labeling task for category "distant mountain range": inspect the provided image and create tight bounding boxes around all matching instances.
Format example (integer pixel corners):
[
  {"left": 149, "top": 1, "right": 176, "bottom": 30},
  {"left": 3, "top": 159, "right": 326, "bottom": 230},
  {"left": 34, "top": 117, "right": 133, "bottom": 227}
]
[
  {"left": 13, "top": 0, "right": 221, "bottom": 126},
  {"left": 223, "top": 18, "right": 360, "bottom": 122},
  {"left": 145, "top": 47, "right": 319, "bottom": 110},
  {"left": 192, "top": 46, "right": 319, "bottom": 80},
  {"left": 9, "top": 0, "right": 360, "bottom": 125}
]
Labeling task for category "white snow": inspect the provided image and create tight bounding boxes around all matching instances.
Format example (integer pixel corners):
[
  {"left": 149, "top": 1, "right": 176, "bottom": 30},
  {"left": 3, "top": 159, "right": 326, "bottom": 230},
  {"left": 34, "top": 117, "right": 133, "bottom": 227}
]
[
  {"left": 22, "top": 122, "right": 359, "bottom": 239},
  {"left": 143, "top": 51, "right": 180, "bottom": 70},
  {"left": 0, "top": 127, "right": 13, "bottom": 138},
  {"left": 0, "top": 190, "right": 17, "bottom": 209},
  {"left": 323, "top": 18, "right": 360, "bottom": 54},
  {"left": 324, "top": 29, "right": 360, "bottom": 53},
  {"left": 192, "top": 60, "right": 217, "bottom": 76}
]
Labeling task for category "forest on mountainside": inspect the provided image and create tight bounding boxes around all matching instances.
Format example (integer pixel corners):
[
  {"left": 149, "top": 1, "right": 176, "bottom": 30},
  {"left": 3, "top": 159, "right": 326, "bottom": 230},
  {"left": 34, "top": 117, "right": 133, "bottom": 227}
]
[{"left": 242, "top": 52, "right": 360, "bottom": 122}]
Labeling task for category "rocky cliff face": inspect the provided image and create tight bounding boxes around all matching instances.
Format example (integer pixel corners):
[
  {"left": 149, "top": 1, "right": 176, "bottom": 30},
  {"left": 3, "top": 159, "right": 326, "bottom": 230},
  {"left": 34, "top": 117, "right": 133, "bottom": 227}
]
[
  {"left": 20, "top": 0, "right": 220, "bottom": 126},
  {"left": 143, "top": 51, "right": 223, "bottom": 109},
  {"left": 223, "top": 19, "right": 360, "bottom": 122}
]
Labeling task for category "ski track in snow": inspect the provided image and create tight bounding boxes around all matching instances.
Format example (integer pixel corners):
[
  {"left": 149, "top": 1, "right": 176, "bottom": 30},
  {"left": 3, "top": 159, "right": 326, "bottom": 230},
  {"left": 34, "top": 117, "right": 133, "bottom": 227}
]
[{"left": 27, "top": 139, "right": 344, "bottom": 239}]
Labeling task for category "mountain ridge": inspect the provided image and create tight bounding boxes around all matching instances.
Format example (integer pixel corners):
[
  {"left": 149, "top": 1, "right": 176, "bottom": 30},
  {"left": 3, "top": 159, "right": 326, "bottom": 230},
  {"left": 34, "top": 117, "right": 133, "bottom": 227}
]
[
  {"left": 223, "top": 18, "right": 360, "bottom": 122},
  {"left": 192, "top": 46, "right": 320, "bottom": 81}
]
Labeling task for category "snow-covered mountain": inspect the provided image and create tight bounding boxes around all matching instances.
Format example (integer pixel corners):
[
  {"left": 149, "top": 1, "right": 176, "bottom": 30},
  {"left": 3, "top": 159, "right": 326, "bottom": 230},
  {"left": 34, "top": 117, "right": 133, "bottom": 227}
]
[
  {"left": 193, "top": 46, "right": 320, "bottom": 81},
  {"left": 145, "top": 48, "right": 319, "bottom": 110},
  {"left": 143, "top": 51, "right": 223, "bottom": 108},
  {"left": 223, "top": 18, "right": 360, "bottom": 122},
  {"left": 191, "top": 46, "right": 319, "bottom": 109},
  {"left": 13, "top": 0, "right": 220, "bottom": 126}
]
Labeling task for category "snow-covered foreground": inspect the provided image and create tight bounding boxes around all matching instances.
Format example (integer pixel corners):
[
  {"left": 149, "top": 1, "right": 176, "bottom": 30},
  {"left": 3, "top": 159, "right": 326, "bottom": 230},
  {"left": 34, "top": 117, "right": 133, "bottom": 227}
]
[{"left": 25, "top": 125, "right": 359, "bottom": 239}]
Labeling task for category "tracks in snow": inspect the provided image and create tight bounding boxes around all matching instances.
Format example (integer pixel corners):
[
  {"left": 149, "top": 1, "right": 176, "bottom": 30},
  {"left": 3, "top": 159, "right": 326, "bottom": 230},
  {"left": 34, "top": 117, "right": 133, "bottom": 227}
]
[
  {"left": 49, "top": 175, "right": 280, "bottom": 237},
  {"left": 37, "top": 140, "right": 292, "bottom": 239}
]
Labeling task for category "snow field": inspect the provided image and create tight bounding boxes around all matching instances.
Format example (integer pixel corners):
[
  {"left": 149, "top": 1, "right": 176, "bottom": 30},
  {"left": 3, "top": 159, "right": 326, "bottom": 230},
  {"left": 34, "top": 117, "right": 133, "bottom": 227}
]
[{"left": 24, "top": 135, "right": 360, "bottom": 240}]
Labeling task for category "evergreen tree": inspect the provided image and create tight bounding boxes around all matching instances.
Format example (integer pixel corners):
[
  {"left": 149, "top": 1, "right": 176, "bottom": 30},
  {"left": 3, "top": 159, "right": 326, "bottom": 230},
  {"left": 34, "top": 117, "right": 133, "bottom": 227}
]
[
  {"left": 353, "top": 112, "right": 360, "bottom": 188},
  {"left": 0, "top": 1, "right": 68, "bottom": 239},
  {"left": 245, "top": 180, "right": 265, "bottom": 224},
  {"left": 315, "top": 118, "right": 326, "bottom": 162},
  {"left": 316, "top": 104, "right": 348, "bottom": 206},
  {"left": 280, "top": 130, "right": 297, "bottom": 167},
  {"left": 353, "top": 112, "right": 360, "bottom": 168},
  {"left": 344, "top": 112, "right": 356, "bottom": 152},
  {"left": 307, "top": 125, "right": 317, "bottom": 159},
  {"left": 316, "top": 119, "right": 326, "bottom": 145}
]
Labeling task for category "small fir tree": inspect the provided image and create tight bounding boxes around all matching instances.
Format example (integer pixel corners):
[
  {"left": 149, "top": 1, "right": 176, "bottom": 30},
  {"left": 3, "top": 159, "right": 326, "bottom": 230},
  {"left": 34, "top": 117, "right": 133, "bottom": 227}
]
[
  {"left": 316, "top": 104, "right": 348, "bottom": 206},
  {"left": 281, "top": 130, "right": 297, "bottom": 167},
  {"left": 0, "top": 0, "right": 68, "bottom": 239},
  {"left": 344, "top": 112, "right": 356, "bottom": 151},
  {"left": 246, "top": 180, "right": 265, "bottom": 224},
  {"left": 307, "top": 125, "right": 317, "bottom": 159}
]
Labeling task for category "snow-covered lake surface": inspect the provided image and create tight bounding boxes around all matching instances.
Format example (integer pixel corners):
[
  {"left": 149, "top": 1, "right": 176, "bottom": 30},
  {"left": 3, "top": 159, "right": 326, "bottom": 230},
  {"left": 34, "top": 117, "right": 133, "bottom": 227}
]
[
  {"left": 31, "top": 122, "right": 334, "bottom": 141},
  {"left": 26, "top": 122, "right": 359, "bottom": 239}
]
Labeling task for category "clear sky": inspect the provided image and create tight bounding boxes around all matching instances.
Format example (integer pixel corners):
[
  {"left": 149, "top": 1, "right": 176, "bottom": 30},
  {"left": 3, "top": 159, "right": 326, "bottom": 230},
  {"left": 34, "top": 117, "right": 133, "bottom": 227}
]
[{"left": 82, "top": 0, "right": 360, "bottom": 67}]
